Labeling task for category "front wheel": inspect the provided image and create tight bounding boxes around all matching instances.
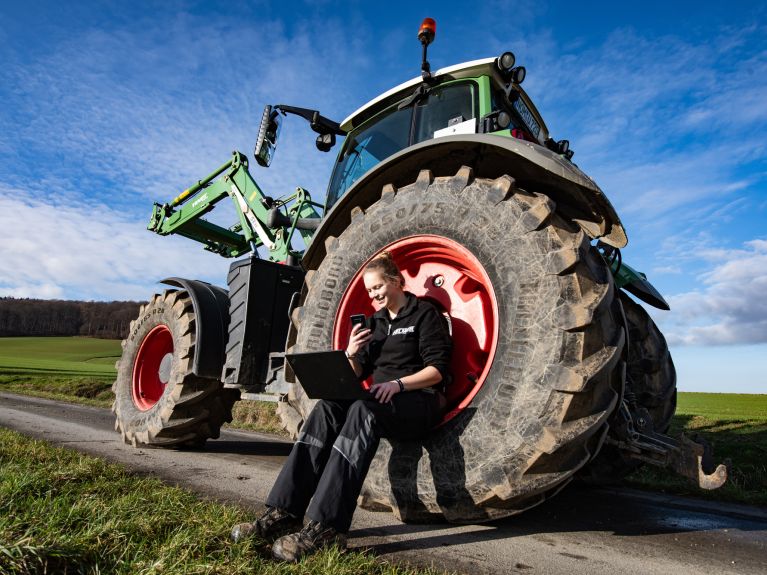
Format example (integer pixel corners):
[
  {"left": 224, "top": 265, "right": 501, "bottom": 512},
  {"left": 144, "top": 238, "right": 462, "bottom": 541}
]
[
  {"left": 112, "top": 290, "right": 238, "bottom": 447},
  {"left": 284, "top": 166, "right": 625, "bottom": 522}
]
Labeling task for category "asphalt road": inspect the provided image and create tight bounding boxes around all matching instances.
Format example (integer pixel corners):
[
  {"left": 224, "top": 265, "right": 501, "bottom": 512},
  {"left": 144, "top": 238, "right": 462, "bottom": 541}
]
[{"left": 1, "top": 392, "right": 766, "bottom": 575}]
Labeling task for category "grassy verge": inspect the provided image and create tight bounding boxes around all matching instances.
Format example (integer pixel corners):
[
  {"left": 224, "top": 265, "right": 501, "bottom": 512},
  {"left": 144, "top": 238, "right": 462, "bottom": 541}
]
[
  {"left": 0, "top": 427, "right": 444, "bottom": 575},
  {"left": 625, "top": 393, "right": 767, "bottom": 507},
  {"left": 0, "top": 374, "right": 115, "bottom": 407}
]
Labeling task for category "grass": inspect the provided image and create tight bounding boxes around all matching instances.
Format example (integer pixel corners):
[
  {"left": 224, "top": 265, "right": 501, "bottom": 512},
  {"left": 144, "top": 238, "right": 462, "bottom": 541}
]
[
  {"left": 0, "top": 427, "right": 445, "bottom": 575},
  {"left": 1, "top": 337, "right": 765, "bottom": 506}
]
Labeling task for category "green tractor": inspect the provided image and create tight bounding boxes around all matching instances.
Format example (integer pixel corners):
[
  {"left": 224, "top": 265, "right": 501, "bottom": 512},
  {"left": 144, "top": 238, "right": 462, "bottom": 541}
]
[{"left": 113, "top": 19, "right": 726, "bottom": 523}]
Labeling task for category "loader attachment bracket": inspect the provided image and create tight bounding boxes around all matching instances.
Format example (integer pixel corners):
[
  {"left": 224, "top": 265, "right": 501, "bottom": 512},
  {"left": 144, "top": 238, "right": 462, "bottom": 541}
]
[{"left": 606, "top": 401, "right": 728, "bottom": 490}]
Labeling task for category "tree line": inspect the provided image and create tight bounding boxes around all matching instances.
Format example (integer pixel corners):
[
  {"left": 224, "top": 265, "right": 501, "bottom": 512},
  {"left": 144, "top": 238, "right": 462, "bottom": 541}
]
[{"left": 0, "top": 297, "right": 145, "bottom": 339}]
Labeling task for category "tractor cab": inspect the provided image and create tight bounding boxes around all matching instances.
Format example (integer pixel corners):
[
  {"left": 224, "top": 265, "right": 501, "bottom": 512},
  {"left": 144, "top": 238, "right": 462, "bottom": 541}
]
[{"left": 325, "top": 56, "right": 555, "bottom": 209}]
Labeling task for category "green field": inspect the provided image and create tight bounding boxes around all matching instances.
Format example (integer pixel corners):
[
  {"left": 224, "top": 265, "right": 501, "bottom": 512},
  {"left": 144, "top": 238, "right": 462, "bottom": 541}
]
[
  {"left": 0, "top": 336, "right": 120, "bottom": 377},
  {"left": 675, "top": 392, "right": 767, "bottom": 420},
  {"left": 0, "top": 336, "right": 765, "bottom": 506}
]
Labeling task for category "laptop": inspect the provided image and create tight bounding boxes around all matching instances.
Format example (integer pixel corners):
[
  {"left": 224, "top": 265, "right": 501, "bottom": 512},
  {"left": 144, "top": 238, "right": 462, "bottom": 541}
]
[{"left": 284, "top": 350, "right": 373, "bottom": 400}]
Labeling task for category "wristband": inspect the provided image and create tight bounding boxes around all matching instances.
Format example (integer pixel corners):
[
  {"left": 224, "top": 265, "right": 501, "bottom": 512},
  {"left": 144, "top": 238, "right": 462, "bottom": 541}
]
[
  {"left": 396, "top": 378, "right": 405, "bottom": 393},
  {"left": 345, "top": 350, "right": 357, "bottom": 360}
]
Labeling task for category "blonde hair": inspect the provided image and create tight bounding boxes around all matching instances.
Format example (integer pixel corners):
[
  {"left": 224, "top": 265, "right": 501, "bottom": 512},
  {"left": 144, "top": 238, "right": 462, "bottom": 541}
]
[{"left": 364, "top": 251, "right": 405, "bottom": 287}]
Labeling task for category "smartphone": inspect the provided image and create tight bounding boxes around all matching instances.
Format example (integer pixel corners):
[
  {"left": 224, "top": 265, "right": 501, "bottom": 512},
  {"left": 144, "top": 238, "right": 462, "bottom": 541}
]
[{"left": 350, "top": 314, "right": 366, "bottom": 330}]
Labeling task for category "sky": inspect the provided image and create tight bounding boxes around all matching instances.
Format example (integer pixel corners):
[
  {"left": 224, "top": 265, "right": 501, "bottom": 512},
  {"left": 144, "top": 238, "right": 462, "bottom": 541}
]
[{"left": 0, "top": 1, "right": 765, "bottom": 393}]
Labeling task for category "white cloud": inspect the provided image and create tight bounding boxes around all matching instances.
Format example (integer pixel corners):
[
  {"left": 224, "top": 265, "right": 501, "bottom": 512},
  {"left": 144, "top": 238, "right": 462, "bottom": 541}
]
[
  {"left": 0, "top": 9, "right": 378, "bottom": 301},
  {"left": 652, "top": 265, "right": 682, "bottom": 275},
  {"left": 0, "top": 11, "right": 367, "bottom": 206},
  {"left": 652, "top": 239, "right": 767, "bottom": 346},
  {"left": 0, "top": 184, "right": 231, "bottom": 301},
  {"left": 484, "top": 23, "right": 767, "bottom": 230}
]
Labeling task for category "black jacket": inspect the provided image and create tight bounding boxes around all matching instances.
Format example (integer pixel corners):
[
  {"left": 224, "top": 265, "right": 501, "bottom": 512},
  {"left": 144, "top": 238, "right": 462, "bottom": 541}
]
[{"left": 355, "top": 292, "right": 452, "bottom": 386}]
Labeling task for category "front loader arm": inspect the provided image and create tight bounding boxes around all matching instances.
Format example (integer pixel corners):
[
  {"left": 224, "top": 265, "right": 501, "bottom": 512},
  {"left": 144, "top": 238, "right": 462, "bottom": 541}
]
[{"left": 147, "top": 151, "right": 322, "bottom": 262}]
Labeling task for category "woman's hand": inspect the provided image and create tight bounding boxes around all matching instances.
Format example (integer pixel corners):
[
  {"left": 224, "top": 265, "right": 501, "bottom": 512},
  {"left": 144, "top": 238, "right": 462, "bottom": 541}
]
[
  {"left": 346, "top": 323, "right": 372, "bottom": 357},
  {"left": 370, "top": 380, "right": 400, "bottom": 403}
]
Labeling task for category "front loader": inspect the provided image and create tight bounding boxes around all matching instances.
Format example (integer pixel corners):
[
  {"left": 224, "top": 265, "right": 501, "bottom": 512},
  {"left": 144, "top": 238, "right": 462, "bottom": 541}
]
[{"left": 113, "top": 19, "right": 726, "bottom": 523}]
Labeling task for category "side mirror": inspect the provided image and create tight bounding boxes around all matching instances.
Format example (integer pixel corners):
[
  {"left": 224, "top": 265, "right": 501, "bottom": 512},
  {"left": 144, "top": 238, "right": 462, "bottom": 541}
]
[{"left": 254, "top": 105, "right": 282, "bottom": 167}]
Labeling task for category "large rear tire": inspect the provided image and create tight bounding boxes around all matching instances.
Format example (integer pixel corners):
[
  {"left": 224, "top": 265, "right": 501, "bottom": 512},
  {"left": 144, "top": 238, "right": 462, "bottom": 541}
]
[
  {"left": 282, "top": 166, "right": 625, "bottom": 522},
  {"left": 112, "top": 289, "right": 239, "bottom": 447}
]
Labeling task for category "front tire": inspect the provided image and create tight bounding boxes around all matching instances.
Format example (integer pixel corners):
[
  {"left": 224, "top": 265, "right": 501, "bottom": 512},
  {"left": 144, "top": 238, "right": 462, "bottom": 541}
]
[
  {"left": 283, "top": 166, "right": 625, "bottom": 522},
  {"left": 112, "top": 289, "right": 238, "bottom": 447}
]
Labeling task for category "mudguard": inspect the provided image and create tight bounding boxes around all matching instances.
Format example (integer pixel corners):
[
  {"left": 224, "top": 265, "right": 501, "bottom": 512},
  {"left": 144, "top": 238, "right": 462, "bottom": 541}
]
[
  {"left": 305, "top": 133, "right": 627, "bottom": 269},
  {"left": 160, "top": 277, "right": 230, "bottom": 379},
  {"left": 615, "top": 262, "right": 670, "bottom": 311}
]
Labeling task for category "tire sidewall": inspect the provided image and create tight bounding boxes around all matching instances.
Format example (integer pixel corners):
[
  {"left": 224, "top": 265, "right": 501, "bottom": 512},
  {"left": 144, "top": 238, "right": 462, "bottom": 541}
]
[
  {"left": 114, "top": 294, "right": 186, "bottom": 437},
  {"left": 295, "top": 178, "right": 583, "bottom": 514}
]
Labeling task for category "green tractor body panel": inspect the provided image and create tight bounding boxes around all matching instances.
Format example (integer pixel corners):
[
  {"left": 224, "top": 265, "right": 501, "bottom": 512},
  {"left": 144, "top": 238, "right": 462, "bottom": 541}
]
[{"left": 612, "top": 261, "right": 670, "bottom": 311}]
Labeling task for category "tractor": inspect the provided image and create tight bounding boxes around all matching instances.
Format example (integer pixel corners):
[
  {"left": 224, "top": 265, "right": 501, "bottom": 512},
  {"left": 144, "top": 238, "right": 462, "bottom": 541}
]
[{"left": 113, "top": 19, "right": 726, "bottom": 523}]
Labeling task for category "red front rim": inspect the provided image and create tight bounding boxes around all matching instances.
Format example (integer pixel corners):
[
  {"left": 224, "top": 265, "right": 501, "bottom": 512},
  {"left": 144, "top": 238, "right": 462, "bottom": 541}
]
[
  {"left": 333, "top": 235, "right": 499, "bottom": 423},
  {"left": 132, "top": 324, "right": 173, "bottom": 411}
]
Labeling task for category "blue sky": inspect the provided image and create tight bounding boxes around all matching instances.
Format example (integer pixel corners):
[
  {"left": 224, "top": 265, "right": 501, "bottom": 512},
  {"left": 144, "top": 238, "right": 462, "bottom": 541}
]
[{"left": 1, "top": 1, "right": 765, "bottom": 393}]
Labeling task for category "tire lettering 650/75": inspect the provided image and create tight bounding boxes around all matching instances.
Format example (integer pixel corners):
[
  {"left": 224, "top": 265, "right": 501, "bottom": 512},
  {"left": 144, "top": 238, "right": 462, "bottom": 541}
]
[
  {"left": 369, "top": 202, "right": 450, "bottom": 234},
  {"left": 130, "top": 306, "right": 166, "bottom": 341}
]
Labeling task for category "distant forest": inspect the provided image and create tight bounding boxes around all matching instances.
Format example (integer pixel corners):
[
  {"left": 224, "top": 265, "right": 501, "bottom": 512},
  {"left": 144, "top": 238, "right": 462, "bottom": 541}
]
[{"left": 0, "top": 297, "right": 145, "bottom": 339}]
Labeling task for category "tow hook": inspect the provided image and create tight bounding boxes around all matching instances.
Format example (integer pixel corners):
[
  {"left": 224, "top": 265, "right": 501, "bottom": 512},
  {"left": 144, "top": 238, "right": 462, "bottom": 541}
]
[{"left": 606, "top": 402, "right": 728, "bottom": 490}]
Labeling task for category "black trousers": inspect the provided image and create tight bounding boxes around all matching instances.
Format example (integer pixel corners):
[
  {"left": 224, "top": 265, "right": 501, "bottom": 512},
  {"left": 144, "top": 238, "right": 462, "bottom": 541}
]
[{"left": 266, "top": 390, "right": 440, "bottom": 533}]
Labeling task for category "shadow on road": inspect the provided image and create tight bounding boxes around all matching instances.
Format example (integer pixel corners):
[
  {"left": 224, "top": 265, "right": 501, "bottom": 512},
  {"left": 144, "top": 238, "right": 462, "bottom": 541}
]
[
  {"left": 354, "top": 483, "right": 767, "bottom": 556},
  {"left": 202, "top": 439, "right": 293, "bottom": 457}
]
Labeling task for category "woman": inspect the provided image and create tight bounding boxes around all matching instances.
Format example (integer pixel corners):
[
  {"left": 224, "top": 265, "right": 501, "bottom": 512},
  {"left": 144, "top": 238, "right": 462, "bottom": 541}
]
[{"left": 231, "top": 252, "right": 452, "bottom": 562}]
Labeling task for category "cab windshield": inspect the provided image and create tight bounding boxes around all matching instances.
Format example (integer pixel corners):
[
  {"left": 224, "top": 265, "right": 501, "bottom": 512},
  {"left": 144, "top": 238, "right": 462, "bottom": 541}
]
[{"left": 326, "top": 82, "right": 476, "bottom": 208}]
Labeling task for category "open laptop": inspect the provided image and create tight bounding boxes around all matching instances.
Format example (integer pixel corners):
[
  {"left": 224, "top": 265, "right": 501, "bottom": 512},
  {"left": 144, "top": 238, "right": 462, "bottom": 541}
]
[{"left": 284, "top": 350, "right": 372, "bottom": 400}]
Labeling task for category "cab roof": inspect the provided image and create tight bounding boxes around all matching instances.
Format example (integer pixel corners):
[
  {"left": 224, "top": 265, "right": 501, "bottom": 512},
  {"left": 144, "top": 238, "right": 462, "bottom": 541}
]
[
  {"left": 340, "top": 58, "right": 494, "bottom": 132},
  {"left": 340, "top": 57, "right": 548, "bottom": 142}
]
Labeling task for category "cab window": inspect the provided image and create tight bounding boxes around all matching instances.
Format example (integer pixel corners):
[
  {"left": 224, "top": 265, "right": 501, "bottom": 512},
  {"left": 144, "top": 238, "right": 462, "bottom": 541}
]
[{"left": 326, "top": 82, "right": 476, "bottom": 208}]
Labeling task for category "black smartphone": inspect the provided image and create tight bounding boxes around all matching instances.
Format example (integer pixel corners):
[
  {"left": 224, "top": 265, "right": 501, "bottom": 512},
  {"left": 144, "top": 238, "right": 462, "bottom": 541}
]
[{"left": 350, "top": 314, "right": 366, "bottom": 330}]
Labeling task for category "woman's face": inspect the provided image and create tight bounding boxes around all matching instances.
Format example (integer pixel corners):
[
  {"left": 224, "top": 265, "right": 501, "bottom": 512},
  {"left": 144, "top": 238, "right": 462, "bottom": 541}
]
[{"left": 363, "top": 270, "right": 401, "bottom": 309}]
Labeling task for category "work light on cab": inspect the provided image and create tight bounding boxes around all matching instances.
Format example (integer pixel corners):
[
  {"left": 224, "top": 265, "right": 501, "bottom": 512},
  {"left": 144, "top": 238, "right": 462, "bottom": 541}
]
[{"left": 496, "top": 51, "right": 516, "bottom": 75}]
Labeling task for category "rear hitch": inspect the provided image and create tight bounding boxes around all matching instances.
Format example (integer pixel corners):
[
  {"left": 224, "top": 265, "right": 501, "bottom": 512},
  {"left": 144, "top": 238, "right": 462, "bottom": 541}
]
[{"left": 606, "top": 402, "right": 728, "bottom": 490}]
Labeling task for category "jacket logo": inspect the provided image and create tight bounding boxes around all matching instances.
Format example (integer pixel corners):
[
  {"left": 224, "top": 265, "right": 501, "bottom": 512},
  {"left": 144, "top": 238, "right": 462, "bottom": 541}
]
[{"left": 391, "top": 326, "right": 415, "bottom": 335}]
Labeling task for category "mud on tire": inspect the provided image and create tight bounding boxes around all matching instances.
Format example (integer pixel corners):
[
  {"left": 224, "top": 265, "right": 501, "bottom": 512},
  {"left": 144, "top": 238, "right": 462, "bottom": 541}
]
[
  {"left": 112, "top": 289, "right": 238, "bottom": 447},
  {"left": 282, "top": 166, "right": 626, "bottom": 522}
]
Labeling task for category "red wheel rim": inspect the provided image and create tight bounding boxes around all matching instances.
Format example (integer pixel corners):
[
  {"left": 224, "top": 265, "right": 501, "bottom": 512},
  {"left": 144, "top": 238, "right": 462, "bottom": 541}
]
[
  {"left": 333, "top": 235, "right": 499, "bottom": 423},
  {"left": 132, "top": 324, "right": 173, "bottom": 411}
]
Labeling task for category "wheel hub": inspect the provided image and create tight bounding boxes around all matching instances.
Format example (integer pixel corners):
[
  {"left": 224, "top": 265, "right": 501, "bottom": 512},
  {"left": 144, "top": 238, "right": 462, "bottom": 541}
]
[
  {"left": 334, "top": 235, "right": 499, "bottom": 423},
  {"left": 132, "top": 324, "right": 173, "bottom": 411}
]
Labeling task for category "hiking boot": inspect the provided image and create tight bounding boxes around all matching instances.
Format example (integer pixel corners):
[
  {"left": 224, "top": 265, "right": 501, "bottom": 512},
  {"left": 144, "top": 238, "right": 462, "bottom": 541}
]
[
  {"left": 230, "top": 507, "right": 302, "bottom": 543},
  {"left": 272, "top": 520, "right": 347, "bottom": 562}
]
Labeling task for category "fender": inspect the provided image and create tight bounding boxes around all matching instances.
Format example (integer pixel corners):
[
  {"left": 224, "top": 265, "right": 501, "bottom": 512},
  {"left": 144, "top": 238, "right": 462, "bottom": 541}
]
[
  {"left": 160, "top": 277, "right": 230, "bottom": 379},
  {"left": 613, "top": 262, "right": 670, "bottom": 311},
  {"left": 304, "top": 133, "right": 627, "bottom": 270}
]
